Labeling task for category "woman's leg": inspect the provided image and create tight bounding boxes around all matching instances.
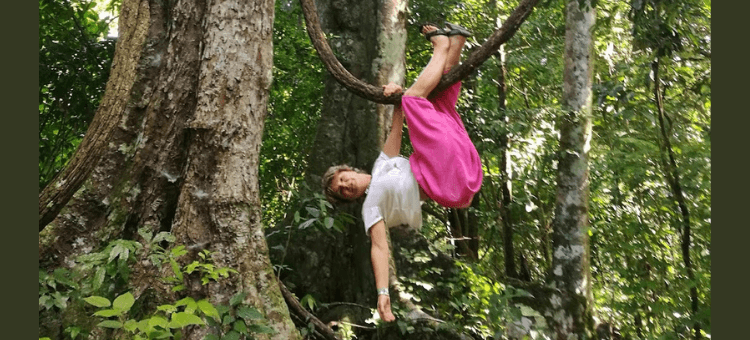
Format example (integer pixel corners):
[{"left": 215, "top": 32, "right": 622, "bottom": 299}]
[
  {"left": 444, "top": 33, "right": 466, "bottom": 73},
  {"left": 403, "top": 26, "right": 451, "bottom": 99}
]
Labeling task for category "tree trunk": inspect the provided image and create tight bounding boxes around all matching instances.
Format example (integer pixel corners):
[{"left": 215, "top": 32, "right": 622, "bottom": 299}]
[
  {"left": 496, "top": 44, "right": 518, "bottom": 279},
  {"left": 547, "top": 0, "right": 595, "bottom": 338},
  {"left": 652, "top": 59, "right": 701, "bottom": 339},
  {"left": 38, "top": 0, "right": 300, "bottom": 339}
]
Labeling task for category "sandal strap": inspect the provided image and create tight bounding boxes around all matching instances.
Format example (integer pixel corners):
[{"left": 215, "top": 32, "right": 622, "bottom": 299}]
[
  {"left": 423, "top": 28, "right": 449, "bottom": 41},
  {"left": 445, "top": 22, "right": 473, "bottom": 37}
]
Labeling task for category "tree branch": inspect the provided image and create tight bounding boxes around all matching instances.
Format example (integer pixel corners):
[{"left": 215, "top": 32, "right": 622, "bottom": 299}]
[
  {"left": 299, "top": 0, "right": 540, "bottom": 104},
  {"left": 278, "top": 279, "right": 340, "bottom": 340}
]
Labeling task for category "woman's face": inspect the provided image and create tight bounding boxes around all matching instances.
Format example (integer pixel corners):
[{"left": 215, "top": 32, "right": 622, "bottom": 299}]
[{"left": 331, "top": 170, "right": 364, "bottom": 200}]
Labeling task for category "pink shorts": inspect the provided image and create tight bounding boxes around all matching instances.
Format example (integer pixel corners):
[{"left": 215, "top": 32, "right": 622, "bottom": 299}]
[{"left": 401, "top": 82, "right": 483, "bottom": 208}]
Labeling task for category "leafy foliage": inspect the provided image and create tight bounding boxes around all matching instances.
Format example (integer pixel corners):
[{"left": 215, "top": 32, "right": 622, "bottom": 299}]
[{"left": 39, "top": 0, "right": 116, "bottom": 190}]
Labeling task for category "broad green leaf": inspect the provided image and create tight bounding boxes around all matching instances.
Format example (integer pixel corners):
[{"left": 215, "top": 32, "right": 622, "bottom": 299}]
[
  {"left": 197, "top": 299, "right": 220, "bottom": 320},
  {"left": 203, "top": 334, "right": 220, "bottom": 340},
  {"left": 300, "top": 294, "right": 316, "bottom": 311},
  {"left": 171, "top": 245, "right": 187, "bottom": 257},
  {"left": 113, "top": 292, "right": 135, "bottom": 311},
  {"left": 157, "top": 304, "right": 177, "bottom": 313},
  {"left": 97, "top": 320, "right": 123, "bottom": 329},
  {"left": 65, "top": 326, "right": 81, "bottom": 340},
  {"left": 137, "top": 319, "right": 152, "bottom": 333},
  {"left": 94, "top": 309, "right": 123, "bottom": 317},
  {"left": 185, "top": 261, "right": 200, "bottom": 274},
  {"left": 230, "top": 292, "right": 246, "bottom": 306},
  {"left": 169, "top": 312, "right": 205, "bottom": 328},
  {"left": 324, "top": 217, "right": 334, "bottom": 229},
  {"left": 248, "top": 324, "right": 276, "bottom": 334},
  {"left": 84, "top": 296, "right": 111, "bottom": 308},
  {"left": 148, "top": 316, "right": 169, "bottom": 329},
  {"left": 93, "top": 267, "right": 106, "bottom": 290},
  {"left": 233, "top": 320, "right": 248, "bottom": 334},
  {"left": 222, "top": 314, "right": 236, "bottom": 325},
  {"left": 299, "top": 218, "right": 316, "bottom": 229},
  {"left": 123, "top": 319, "right": 138, "bottom": 332},
  {"left": 221, "top": 330, "right": 241, "bottom": 340},
  {"left": 237, "top": 306, "right": 263, "bottom": 320},
  {"left": 175, "top": 297, "right": 194, "bottom": 307}
]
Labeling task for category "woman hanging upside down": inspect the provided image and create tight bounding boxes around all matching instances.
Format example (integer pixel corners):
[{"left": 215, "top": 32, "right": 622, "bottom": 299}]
[{"left": 322, "top": 22, "right": 482, "bottom": 322}]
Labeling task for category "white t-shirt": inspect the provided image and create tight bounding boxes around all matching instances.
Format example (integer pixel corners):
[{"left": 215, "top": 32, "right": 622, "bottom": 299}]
[{"left": 362, "top": 152, "right": 422, "bottom": 234}]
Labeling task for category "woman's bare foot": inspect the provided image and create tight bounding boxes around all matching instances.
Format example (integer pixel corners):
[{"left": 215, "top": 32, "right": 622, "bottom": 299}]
[{"left": 421, "top": 24, "right": 449, "bottom": 46}]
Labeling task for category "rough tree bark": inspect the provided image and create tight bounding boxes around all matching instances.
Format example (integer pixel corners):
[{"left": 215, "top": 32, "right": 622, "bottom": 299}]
[
  {"left": 652, "top": 59, "right": 701, "bottom": 339},
  {"left": 38, "top": 0, "right": 300, "bottom": 339},
  {"left": 547, "top": 0, "right": 596, "bottom": 338}
]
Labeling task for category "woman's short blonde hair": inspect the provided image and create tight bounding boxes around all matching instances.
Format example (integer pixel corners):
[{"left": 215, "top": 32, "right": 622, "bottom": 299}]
[{"left": 322, "top": 164, "right": 367, "bottom": 205}]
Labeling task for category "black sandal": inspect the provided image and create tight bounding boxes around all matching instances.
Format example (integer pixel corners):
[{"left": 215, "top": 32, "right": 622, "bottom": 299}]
[
  {"left": 445, "top": 22, "right": 473, "bottom": 37},
  {"left": 419, "top": 23, "right": 449, "bottom": 41}
]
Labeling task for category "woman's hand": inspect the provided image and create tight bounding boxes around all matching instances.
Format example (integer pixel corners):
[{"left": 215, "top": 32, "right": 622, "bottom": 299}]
[
  {"left": 382, "top": 82, "right": 403, "bottom": 97},
  {"left": 377, "top": 294, "right": 396, "bottom": 322}
]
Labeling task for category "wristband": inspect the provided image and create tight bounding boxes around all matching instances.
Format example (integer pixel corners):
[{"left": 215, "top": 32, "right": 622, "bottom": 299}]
[{"left": 377, "top": 287, "right": 389, "bottom": 296}]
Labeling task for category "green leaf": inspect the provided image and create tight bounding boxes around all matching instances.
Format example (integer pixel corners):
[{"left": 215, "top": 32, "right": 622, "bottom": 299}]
[
  {"left": 300, "top": 294, "right": 316, "bottom": 311},
  {"left": 84, "top": 296, "right": 111, "bottom": 308},
  {"left": 324, "top": 217, "right": 334, "bottom": 229},
  {"left": 305, "top": 207, "right": 320, "bottom": 218},
  {"left": 97, "top": 320, "right": 123, "bottom": 329},
  {"left": 185, "top": 261, "right": 200, "bottom": 274},
  {"left": 175, "top": 297, "right": 194, "bottom": 307},
  {"left": 137, "top": 319, "right": 152, "bottom": 333},
  {"left": 148, "top": 316, "right": 170, "bottom": 329},
  {"left": 222, "top": 314, "right": 236, "bottom": 325},
  {"left": 170, "top": 259, "right": 183, "bottom": 281},
  {"left": 157, "top": 304, "right": 177, "bottom": 313},
  {"left": 299, "top": 218, "right": 316, "bottom": 229},
  {"left": 94, "top": 309, "right": 123, "bottom": 317},
  {"left": 64, "top": 326, "right": 81, "bottom": 339},
  {"left": 93, "top": 267, "right": 106, "bottom": 290},
  {"left": 233, "top": 320, "right": 248, "bottom": 334},
  {"left": 230, "top": 292, "right": 246, "bottom": 306},
  {"left": 197, "top": 299, "right": 220, "bottom": 320},
  {"left": 221, "top": 330, "right": 241, "bottom": 340},
  {"left": 248, "top": 324, "right": 276, "bottom": 334},
  {"left": 113, "top": 292, "right": 135, "bottom": 312},
  {"left": 108, "top": 244, "right": 127, "bottom": 263},
  {"left": 171, "top": 245, "right": 188, "bottom": 257},
  {"left": 203, "top": 334, "right": 220, "bottom": 340},
  {"left": 169, "top": 312, "right": 205, "bottom": 328},
  {"left": 123, "top": 319, "right": 138, "bottom": 332},
  {"left": 237, "top": 306, "right": 263, "bottom": 321}
]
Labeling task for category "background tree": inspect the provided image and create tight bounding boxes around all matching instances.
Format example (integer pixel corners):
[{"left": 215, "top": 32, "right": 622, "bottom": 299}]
[{"left": 547, "top": 0, "right": 596, "bottom": 337}]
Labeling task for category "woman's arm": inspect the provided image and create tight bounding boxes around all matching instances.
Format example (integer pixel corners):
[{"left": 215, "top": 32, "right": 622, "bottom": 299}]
[
  {"left": 382, "top": 83, "right": 405, "bottom": 158},
  {"left": 369, "top": 220, "right": 396, "bottom": 321}
]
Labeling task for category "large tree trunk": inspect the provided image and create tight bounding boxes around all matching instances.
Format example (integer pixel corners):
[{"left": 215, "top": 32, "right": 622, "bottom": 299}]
[
  {"left": 267, "top": 0, "right": 407, "bottom": 325},
  {"left": 547, "top": 0, "right": 596, "bottom": 338},
  {"left": 38, "top": 0, "right": 300, "bottom": 339}
]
